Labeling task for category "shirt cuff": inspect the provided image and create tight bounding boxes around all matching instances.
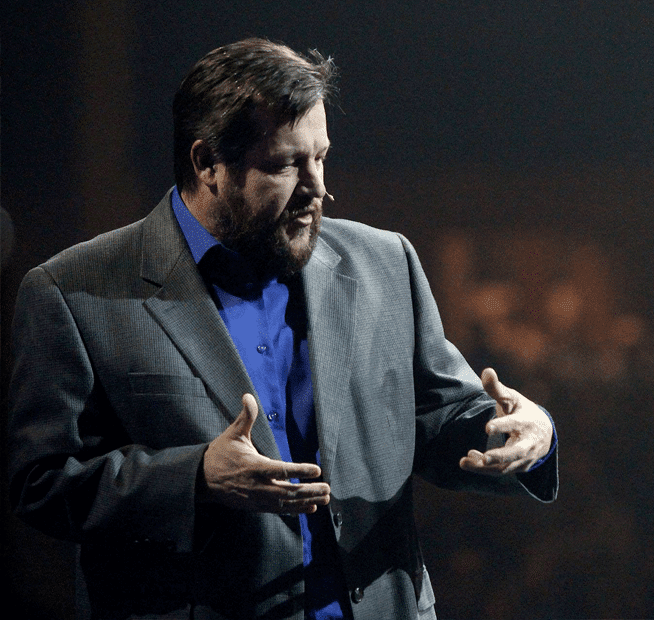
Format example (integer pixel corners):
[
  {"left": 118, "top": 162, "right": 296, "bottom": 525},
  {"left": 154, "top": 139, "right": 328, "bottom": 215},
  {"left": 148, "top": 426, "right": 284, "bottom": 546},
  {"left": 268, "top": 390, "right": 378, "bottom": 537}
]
[{"left": 527, "top": 406, "right": 558, "bottom": 472}]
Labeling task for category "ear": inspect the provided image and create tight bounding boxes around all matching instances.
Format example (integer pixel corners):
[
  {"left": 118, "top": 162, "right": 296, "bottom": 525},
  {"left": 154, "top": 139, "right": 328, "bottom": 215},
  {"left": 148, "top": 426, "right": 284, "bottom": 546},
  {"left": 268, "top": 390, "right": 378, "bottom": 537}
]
[{"left": 189, "top": 139, "right": 221, "bottom": 187}]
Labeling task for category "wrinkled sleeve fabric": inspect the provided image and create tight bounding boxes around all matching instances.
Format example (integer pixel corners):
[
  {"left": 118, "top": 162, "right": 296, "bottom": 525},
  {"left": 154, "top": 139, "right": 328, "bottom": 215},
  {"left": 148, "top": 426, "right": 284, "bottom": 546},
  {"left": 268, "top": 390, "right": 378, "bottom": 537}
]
[
  {"left": 8, "top": 266, "right": 206, "bottom": 553},
  {"left": 398, "top": 234, "right": 558, "bottom": 502}
]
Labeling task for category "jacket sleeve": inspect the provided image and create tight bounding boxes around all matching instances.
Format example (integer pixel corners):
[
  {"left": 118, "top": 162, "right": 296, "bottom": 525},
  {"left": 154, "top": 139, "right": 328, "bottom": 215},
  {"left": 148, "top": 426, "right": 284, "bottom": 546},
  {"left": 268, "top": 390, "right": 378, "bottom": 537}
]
[
  {"left": 8, "top": 266, "right": 208, "bottom": 553},
  {"left": 399, "top": 235, "right": 558, "bottom": 502}
]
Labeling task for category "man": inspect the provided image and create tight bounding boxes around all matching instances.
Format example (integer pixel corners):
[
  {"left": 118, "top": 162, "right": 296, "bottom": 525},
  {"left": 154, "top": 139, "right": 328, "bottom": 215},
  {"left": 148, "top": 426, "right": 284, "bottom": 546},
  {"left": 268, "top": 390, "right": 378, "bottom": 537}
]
[{"left": 9, "top": 38, "right": 557, "bottom": 620}]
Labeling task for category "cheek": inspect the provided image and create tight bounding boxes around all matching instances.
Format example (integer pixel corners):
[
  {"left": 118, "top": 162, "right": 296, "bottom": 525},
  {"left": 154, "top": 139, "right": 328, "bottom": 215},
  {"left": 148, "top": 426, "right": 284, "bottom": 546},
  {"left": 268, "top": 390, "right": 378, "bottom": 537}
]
[{"left": 245, "top": 177, "right": 296, "bottom": 217}]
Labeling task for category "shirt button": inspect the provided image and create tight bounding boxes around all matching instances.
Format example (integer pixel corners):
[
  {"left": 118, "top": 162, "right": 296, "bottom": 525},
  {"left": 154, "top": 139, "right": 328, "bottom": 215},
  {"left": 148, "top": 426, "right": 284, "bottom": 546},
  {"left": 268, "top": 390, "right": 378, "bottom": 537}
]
[
  {"left": 266, "top": 412, "right": 278, "bottom": 422},
  {"left": 333, "top": 512, "right": 343, "bottom": 528},
  {"left": 351, "top": 587, "right": 364, "bottom": 603},
  {"left": 256, "top": 344, "right": 268, "bottom": 354}
]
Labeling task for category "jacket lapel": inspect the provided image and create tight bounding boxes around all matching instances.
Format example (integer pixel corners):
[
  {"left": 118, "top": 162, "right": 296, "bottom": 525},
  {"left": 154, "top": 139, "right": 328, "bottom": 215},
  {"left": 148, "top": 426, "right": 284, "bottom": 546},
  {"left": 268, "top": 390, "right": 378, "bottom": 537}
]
[
  {"left": 302, "top": 237, "right": 358, "bottom": 483},
  {"left": 139, "top": 192, "right": 281, "bottom": 460}
]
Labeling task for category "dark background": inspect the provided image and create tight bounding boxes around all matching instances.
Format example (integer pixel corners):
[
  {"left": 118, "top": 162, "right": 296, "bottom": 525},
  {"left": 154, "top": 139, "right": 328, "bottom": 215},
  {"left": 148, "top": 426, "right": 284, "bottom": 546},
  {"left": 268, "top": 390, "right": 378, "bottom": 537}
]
[{"left": 2, "top": 1, "right": 653, "bottom": 618}]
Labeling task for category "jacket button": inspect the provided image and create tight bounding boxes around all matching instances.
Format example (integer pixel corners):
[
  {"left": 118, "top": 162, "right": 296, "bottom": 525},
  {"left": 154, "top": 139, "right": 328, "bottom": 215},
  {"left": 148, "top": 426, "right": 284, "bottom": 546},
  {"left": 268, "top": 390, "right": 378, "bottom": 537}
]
[
  {"left": 351, "top": 587, "right": 364, "bottom": 603},
  {"left": 333, "top": 512, "right": 343, "bottom": 528}
]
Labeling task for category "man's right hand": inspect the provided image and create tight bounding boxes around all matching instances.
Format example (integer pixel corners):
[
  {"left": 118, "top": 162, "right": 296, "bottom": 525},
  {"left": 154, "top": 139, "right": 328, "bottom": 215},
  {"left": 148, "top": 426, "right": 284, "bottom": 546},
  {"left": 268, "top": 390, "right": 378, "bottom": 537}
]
[{"left": 199, "top": 393, "right": 330, "bottom": 514}]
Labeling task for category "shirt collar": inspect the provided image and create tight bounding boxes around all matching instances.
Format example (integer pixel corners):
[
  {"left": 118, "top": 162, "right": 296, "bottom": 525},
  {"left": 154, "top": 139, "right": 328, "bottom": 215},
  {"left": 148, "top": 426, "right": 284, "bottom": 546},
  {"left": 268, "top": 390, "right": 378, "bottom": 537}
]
[
  {"left": 171, "top": 186, "right": 273, "bottom": 296},
  {"left": 171, "top": 186, "right": 218, "bottom": 264}
]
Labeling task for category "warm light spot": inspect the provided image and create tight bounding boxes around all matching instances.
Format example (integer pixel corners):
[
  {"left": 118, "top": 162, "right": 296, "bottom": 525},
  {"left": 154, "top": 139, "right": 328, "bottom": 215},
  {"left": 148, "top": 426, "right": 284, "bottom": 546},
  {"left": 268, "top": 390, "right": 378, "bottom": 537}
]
[
  {"left": 598, "top": 348, "right": 626, "bottom": 380},
  {"left": 611, "top": 315, "right": 645, "bottom": 347},
  {"left": 546, "top": 283, "right": 582, "bottom": 328},
  {"left": 509, "top": 324, "right": 547, "bottom": 365},
  {"left": 471, "top": 283, "right": 516, "bottom": 319}
]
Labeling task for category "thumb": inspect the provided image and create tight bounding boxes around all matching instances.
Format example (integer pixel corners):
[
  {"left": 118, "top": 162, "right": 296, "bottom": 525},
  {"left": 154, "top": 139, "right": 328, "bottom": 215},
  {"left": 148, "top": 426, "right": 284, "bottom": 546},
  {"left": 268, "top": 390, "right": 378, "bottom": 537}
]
[
  {"left": 481, "top": 367, "right": 515, "bottom": 417},
  {"left": 229, "top": 393, "right": 259, "bottom": 439}
]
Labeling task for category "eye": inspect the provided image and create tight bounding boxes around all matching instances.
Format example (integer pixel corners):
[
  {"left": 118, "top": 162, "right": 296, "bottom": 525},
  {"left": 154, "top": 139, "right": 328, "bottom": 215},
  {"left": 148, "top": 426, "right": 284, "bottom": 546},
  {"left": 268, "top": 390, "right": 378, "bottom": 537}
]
[
  {"left": 316, "top": 147, "right": 330, "bottom": 164},
  {"left": 260, "top": 161, "right": 295, "bottom": 174}
]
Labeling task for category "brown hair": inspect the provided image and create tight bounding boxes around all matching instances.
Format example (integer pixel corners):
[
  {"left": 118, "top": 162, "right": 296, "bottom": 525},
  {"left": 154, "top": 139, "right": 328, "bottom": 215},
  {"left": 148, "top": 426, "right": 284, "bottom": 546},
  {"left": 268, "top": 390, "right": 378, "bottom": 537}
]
[{"left": 173, "top": 38, "right": 337, "bottom": 192}]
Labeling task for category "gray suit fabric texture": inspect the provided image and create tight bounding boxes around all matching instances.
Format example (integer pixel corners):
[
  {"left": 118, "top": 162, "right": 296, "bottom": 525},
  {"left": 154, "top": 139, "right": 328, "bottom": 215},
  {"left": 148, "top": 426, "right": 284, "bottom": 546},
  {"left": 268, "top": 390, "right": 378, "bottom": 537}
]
[{"left": 8, "top": 191, "right": 558, "bottom": 620}]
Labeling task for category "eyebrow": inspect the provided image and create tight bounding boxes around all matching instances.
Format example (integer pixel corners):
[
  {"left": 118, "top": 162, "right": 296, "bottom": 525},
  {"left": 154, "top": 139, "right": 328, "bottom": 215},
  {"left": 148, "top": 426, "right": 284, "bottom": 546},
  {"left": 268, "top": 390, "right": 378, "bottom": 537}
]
[{"left": 270, "top": 140, "right": 331, "bottom": 159}]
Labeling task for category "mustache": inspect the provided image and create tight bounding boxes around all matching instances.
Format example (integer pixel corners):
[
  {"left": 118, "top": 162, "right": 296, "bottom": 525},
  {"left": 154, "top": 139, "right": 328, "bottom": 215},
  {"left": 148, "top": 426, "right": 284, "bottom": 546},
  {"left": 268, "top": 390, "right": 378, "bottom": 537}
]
[
  {"left": 283, "top": 198, "right": 323, "bottom": 219},
  {"left": 284, "top": 188, "right": 332, "bottom": 218}
]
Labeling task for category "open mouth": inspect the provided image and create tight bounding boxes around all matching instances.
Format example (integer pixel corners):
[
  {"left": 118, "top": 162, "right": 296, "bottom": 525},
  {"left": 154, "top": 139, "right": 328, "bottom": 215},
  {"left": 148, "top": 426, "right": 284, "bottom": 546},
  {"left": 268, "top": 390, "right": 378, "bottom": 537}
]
[{"left": 291, "top": 211, "right": 313, "bottom": 226}]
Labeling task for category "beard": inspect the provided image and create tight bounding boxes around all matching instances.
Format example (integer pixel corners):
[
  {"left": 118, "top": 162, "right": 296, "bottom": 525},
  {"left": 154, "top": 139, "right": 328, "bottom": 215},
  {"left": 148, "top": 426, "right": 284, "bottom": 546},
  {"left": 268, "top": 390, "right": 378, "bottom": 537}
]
[{"left": 213, "top": 172, "right": 322, "bottom": 280}]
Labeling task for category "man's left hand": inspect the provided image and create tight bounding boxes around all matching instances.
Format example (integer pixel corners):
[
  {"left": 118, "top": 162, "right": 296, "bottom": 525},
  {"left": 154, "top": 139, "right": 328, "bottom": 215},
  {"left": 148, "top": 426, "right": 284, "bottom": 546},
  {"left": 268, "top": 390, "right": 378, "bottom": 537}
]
[{"left": 459, "top": 368, "right": 553, "bottom": 476}]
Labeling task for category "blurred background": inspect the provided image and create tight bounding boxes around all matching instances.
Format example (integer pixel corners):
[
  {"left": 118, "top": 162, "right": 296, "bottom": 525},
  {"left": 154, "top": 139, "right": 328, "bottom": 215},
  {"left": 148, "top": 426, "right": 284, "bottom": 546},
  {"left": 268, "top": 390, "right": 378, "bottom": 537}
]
[{"left": 2, "top": 1, "right": 653, "bottom": 618}]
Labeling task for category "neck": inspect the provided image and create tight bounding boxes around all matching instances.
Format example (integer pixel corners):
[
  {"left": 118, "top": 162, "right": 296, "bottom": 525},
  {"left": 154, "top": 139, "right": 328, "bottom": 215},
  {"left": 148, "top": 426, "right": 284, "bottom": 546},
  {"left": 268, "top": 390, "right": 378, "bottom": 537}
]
[{"left": 180, "top": 184, "right": 222, "bottom": 240}]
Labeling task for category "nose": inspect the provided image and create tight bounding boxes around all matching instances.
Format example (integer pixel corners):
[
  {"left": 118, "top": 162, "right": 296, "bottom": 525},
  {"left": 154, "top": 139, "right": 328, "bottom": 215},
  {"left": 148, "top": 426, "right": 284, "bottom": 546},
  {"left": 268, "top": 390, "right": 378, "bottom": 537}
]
[{"left": 295, "top": 159, "right": 326, "bottom": 199}]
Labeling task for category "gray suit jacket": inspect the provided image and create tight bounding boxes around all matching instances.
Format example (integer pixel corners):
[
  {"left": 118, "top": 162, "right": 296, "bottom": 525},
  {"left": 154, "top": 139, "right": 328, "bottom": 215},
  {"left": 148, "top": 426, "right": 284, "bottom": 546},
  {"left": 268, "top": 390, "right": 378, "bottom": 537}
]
[{"left": 9, "top": 191, "right": 557, "bottom": 620}]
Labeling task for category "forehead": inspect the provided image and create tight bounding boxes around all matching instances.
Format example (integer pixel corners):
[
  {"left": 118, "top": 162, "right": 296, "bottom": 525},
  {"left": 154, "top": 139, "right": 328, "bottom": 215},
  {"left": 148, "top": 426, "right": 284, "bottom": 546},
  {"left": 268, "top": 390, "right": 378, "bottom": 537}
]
[{"left": 253, "top": 101, "right": 330, "bottom": 156}]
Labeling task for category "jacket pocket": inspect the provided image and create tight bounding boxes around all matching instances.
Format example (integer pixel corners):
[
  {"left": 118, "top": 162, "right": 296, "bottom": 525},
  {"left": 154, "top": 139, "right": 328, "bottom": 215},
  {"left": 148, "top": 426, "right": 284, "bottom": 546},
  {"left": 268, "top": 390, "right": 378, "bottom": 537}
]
[{"left": 128, "top": 373, "right": 207, "bottom": 397}]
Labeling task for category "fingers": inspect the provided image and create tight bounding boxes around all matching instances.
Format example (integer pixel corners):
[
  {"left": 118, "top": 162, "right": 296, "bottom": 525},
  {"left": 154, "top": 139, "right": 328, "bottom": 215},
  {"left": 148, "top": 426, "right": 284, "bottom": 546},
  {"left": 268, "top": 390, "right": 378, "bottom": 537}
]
[
  {"left": 261, "top": 459, "right": 322, "bottom": 481},
  {"left": 473, "top": 440, "right": 532, "bottom": 471},
  {"left": 272, "top": 480, "right": 330, "bottom": 496},
  {"left": 460, "top": 415, "right": 548, "bottom": 476},
  {"left": 271, "top": 480, "right": 331, "bottom": 514},
  {"left": 460, "top": 371, "right": 553, "bottom": 477},
  {"left": 241, "top": 392, "right": 258, "bottom": 417},
  {"left": 486, "top": 413, "right": 524, "bottom": 436},
  {"left": 229, "top": 393, "right": 259, "bottom": 439},
  {"left": 223, "top": 479, "right": 331, "bottom": 514},
  {"left": 459, "top": 450, "right": 488, "bottom": 471},
  {"left": 459, "top": 448, "right": 520, "bottom": 475},
  {"left": 203, "top": 391, "right": 329, "bottom": 512},
  {"left": 459, "top": 446, "right": 532, "bottom": 475},
  {"left": 229, "top": 393, "right": 322, "bottom": 480},
  {"left": 481, "top": 368, "right": 516, "bottom": 417},
  {"left": 480, "top": 367, "right": 501, "bottom": 396}
]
